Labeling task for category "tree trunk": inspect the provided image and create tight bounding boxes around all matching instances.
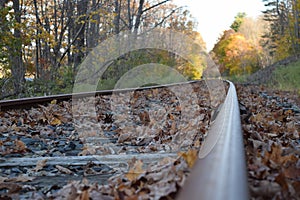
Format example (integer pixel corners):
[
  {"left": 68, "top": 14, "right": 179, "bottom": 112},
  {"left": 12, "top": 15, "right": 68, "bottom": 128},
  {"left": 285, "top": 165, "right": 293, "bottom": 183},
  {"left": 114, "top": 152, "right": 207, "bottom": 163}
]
[
  {"left": 293, "top": 0, "right": 300, "bottom": 52},
  {"left": 10, "top": 0, "right": 25, "bottom": 95},
  {"left": 113, "top": 0, "right": 121, "bottom": 34},
  {"left": 74, "top": 0, "right": 88, "bottom": 68},
  {"left": 87, "top": 0, "right": 100, "bottom": 49},
  {"left": 134, "top": 0, "right": 144, "bottom": 35}
]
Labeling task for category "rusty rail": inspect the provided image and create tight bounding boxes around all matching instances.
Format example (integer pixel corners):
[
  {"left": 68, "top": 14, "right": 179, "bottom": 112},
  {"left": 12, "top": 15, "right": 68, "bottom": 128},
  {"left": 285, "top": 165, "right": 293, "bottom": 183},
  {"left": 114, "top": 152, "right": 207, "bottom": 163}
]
[
  {"left": 177, "top": 81, "right": 249, "bottom": 200},
  {"left": 0, "top": 80, "right": 199, "bottom": 111}
]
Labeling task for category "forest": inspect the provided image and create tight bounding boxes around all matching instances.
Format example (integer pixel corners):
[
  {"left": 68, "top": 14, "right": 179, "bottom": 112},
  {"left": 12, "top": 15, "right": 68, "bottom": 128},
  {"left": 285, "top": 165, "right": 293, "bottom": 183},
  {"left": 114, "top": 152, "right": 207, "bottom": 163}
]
[
  {"left": 0, "top": 0, "right": 300, "bottom": 99},
  {"left": 212, "top": 0, "right": 300, "bottom": 78},
  {"left": 0, "top": 0, "right": 205, "bottom": 99}
]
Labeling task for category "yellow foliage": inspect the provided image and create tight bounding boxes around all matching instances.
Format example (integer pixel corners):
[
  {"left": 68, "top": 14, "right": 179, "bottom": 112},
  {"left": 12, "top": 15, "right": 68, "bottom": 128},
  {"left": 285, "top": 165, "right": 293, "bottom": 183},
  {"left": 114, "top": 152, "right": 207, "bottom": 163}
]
[
  {"left": 212, "top": 30, "right": 259, "bottom": 76},
  {"left": 178, "top": 149, "right": 198, "bottom": 168}
]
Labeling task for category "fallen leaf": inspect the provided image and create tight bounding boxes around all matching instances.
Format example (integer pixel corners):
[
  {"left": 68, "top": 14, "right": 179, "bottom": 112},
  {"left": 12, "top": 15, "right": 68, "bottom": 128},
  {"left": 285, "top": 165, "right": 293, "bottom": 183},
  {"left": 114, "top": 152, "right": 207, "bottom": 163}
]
[
  {"left": 117, "top": 133, "right": 131, "bottom": 143},
  {"left": 50, "top": 117, "right": 62, "bottom": 126},
  {"left": 50, "top": 181, "right": 78, "bottom": 199},
  {"left": 8, "top": 175, "right": 35, "bottom": 183},
  {"left": 14, "top": 139, "right": 26, "bottom": 152},
  {"left": 0, "top": 183, "right": 22, "bottom": 194},
  {"left": 125, "top": 159, "right": 145, "bottom": 181},
  {"left": 34, "top": 159, "right": 48, "bottom": 172},
  {"left": 139, "top": 111, "right": 150, "bottom": 125},
  {"left": 56, "top": 165, "right": 73, "bottom": 174},
  {"left": 50, "top": 99, "right": 57, "bottom": 104},
  {"left": 292, "top": 181, "right": 300, "bottom": 197},
  {"left": 178, "top": 149, "right": 198, "bottom": 168},
  {"left": 275, "top": 172, "right": 289, "bottom": 193},
  {"left": 0, "top": 176, "right": 7, "bottom": 184},
  {"left": 250, "top": 180, "right": 281, "bottom": 198},
  {"left": 80, "top": 189, "right": 90, "bottom": 200},
  {"left": 264, "top": 144, "right": 297, "bottom": 167},
  {"left": 283, "top": 165, "right": 300, "bottom": 179}
]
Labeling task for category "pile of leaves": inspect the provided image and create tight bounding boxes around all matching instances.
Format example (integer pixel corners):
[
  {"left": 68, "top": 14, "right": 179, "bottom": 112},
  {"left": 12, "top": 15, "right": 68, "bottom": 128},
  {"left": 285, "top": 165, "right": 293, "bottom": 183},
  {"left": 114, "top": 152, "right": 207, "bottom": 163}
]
[
  {"left": 48, "top": 150, "right": 198, "bottom": 200},
  {"left": 237, "top": 84, "right": 300, "bottom": 199}
]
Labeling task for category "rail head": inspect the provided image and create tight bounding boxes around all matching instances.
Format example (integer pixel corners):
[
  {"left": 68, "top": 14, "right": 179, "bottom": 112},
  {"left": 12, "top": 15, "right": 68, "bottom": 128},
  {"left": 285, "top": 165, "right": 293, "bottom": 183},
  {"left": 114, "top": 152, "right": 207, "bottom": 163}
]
[{"left": 177, "top": 81, "right": 249, "bottom": 200}]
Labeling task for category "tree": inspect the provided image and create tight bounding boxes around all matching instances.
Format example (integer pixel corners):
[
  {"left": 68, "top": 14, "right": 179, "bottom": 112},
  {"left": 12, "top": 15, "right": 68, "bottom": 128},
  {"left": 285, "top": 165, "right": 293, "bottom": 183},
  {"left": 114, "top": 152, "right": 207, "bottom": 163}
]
[
  {"left": 0, "top": 0, "right": 11, "bottom": 75},
  {"left": 212, "top": 30, "right": 259, "bottom": 76},
  {"left": 238, "top": 16, "right": 273, "bottom": 66},
  {"left": 10, "top": 0, "right": 25, "bottom": 95},
  {"left": 0, "top": 0, "right": 25, "bottom": 96},
  {"left": 262, "top": 0, "right": 300, "bottom": 60},
  {"left": 230, "top": 12, "right": 246, "bottom": 32},
  {"left": 1, "top": 0, "right": 203, "bottom": 98}
]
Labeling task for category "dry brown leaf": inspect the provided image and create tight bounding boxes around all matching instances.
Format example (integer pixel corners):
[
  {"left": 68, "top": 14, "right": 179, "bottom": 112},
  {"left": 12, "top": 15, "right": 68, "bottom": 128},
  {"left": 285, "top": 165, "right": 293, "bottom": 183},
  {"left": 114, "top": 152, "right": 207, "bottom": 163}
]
[
  {"left": 34, "top": 159, "right": 48, "bottom": 171},
  {"left": 52, "top": 182, "right": 78, "bottom": 199},
  {"left": 80, "top": 189, "right": 90, "bottom": 200},
  {"left": 10, "top": 175, "right": 35, "bottom": 183},
  {"left": 125, "top": 159, "right": 145, "bottom": 181},
  {"left": 117, "top": 133, "right": 131, "bottom": 143},
  {"left": 250, "top": 180, "right": 281, "bottom": 198},
  {"left": 0, "top": 183, "right": 22, "bottom": 194},
  {"left": 123, "top": 195, "right": 139, "bottom": 200},
  {"left": 292, "top": 181, "right": 300, "bottom": 197},
  {"left": 14, "top": 139, "right": 26, "bottom": 152},
  {"left": 275, "top": 172, "right": 289, "bottom": 193},
  {"left": 139, "top": 111, "right": 150, "bottom": 125},
  {"left": 79, "top": 146, "right": 96, "bottom": 156},
  {"left": 170, "top": 121, "right": 176, "bottom": 132},
  {"left": 56, "top": 165, "right": 73, "bottom": 174},
  {"left": 178, "top": 149, "right": 198, "bottom": 168},
  {"left": 264, "top": 144, "right": 297, "bottom": 167},
  {"left": 169, "top": 113, "right": 175, "bottom": 120},
  {"left": 283, "top": 165, "right": 300, "bottom": 179},
  {"left": 56, "top": 114, "right": 70, "bottom": 123},
  {"left": 0, "top": 176, "right": 7, "bottom": 184}
]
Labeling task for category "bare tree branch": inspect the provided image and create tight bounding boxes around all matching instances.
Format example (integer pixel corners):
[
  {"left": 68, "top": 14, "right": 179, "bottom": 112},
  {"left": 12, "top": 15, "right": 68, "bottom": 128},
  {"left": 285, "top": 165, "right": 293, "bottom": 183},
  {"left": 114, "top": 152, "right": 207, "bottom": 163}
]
[{"left": 142, "top": 0, "right": 171, "bottom": 13}]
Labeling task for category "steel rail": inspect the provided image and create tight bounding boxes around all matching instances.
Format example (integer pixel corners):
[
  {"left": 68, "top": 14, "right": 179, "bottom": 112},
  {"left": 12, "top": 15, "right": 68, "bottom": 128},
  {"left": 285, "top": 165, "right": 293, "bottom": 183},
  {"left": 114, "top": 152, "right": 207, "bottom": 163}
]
[
  {"left": 0, "top": 80, "right": 199, "bottom": 111},
  {"left": 177, "top": 81, "right": 249, "bottom": 200}
]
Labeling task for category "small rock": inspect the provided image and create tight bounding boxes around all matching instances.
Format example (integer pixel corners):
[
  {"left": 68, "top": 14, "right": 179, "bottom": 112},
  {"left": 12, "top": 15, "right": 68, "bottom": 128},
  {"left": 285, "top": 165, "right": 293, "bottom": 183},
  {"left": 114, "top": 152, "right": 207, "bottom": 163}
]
[{"left": 11, "top": 167, "right": 23, "bottom": 174}]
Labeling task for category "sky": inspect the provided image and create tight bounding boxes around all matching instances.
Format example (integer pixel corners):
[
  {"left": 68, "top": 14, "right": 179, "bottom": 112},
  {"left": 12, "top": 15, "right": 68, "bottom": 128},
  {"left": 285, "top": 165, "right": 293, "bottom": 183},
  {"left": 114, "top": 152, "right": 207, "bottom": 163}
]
[{"left": 173, "top": 0, "right": 265, "bottom": 51}]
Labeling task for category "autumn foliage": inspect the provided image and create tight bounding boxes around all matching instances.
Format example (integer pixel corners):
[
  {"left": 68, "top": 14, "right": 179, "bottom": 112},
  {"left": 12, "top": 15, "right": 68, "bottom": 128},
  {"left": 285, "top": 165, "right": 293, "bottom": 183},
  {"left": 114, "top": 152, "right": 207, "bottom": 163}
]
[{"left": 212, "top": 30, "right": 260, "bottom": 76}]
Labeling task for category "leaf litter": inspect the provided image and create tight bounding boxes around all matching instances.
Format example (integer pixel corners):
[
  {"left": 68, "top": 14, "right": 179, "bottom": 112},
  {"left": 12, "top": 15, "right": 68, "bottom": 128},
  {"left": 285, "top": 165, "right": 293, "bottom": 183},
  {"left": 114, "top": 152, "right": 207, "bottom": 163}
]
[
  {"left": 2, "top": 81, "right": 299, "bottom": 199},
  {"left": 0, "top": 81, "right": 220, "bottom": 199},
  {"left": 237, "top": 84, "right": 300, "bottom": 199}
]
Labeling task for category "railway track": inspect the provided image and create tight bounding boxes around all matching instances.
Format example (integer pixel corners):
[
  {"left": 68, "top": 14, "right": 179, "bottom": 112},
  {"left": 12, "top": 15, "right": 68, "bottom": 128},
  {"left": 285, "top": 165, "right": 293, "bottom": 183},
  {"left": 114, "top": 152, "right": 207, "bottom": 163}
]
[{"left": 0, "top": 80, "right": 248, "bottom": 199}]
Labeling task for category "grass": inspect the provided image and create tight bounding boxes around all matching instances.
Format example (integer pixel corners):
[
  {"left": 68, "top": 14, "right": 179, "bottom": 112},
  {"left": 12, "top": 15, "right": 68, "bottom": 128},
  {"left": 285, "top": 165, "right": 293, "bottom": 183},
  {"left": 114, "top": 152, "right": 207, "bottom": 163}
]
[{"left": 270, "top": 60, "right": 300, "bottom": 94}]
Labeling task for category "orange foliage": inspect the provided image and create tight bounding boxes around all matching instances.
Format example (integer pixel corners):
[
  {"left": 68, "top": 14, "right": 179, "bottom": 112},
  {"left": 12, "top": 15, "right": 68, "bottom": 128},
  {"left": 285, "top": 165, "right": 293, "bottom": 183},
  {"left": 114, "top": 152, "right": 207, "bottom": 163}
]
[{"left": 212, "top": 30, "right": 259, "bottom": 76}]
